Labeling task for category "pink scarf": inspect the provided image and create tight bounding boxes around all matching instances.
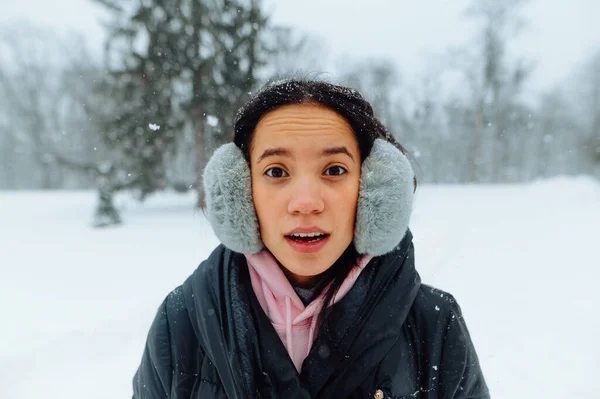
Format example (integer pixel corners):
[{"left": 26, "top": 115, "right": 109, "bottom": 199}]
[{"left": 245, "top": 251, "right": 373, "bottom": 372}]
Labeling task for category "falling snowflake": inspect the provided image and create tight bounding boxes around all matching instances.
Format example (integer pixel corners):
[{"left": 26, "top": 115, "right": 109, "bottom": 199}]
[
  {"left": 149, "top": 123, "right": 160, "bottom": 131},
  {"left": 206, "top": 115, "right": 219, "bottom": 127}
]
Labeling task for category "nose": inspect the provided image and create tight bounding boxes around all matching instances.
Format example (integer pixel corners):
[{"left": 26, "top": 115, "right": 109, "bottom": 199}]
[{"left": 287, "top": 176, "right": 325, "bottom": 215}]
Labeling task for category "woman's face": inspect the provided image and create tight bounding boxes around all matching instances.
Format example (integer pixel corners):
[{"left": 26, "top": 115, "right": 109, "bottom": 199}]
[{"left": 250, "top": 103, "right": 361, "bottom": 286}]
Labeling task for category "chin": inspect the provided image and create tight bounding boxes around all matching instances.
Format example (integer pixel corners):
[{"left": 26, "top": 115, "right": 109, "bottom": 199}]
[
  {"left": 287, "top": 246, "right": 344, "bottom": 274},
  {"left": 266, "top": 235, "right": 350, "bottom": 276},
  {"left": 292, "top": 257, "right": 332, "bottom": 276}
]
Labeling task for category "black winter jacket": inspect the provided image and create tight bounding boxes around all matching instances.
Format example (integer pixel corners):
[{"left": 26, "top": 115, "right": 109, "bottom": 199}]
[{"left": 133, "top": 232, "right": 490, "bottom": 398}]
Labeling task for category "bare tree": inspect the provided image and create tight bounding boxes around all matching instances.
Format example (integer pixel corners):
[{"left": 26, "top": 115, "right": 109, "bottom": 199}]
[
  {"left": 578, "top": 51, "right": 600, "bottom": 170},
  {"left": 338, "top": 57, "right": 403, "bottom": 127},
  {"left": 0, "top": 24, "right": 62, "bottom": 188},
  {"left": 0, "top": 23, "right": 106, "bottom": 190},
  {"left": 456, "top": 0, "right": 533, "bottom": 182},
  {"left": 262, "top": 27, "right": 327, "bottom": 79}
]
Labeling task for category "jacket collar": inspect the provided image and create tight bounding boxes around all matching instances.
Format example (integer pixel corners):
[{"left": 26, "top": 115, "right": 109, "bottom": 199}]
[
  {"left": 245, "top": 249, "right": 373, "bottom": 372},
  {"left": 186, "top": 230, "right": 420, "bottom": 398},
  {"left": 300, "top": 231, "right": 421, "bottom": 397}
]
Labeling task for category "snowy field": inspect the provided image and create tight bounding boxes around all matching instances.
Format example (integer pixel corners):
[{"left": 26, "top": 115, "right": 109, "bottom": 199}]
[{"left": 1, "top": 176, "right": 599, "bottom": 399}]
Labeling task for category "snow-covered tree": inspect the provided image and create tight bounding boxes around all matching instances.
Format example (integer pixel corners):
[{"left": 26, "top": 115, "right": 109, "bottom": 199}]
[{"left": 94, "top": 0, "right": 272, "bottom": 207}]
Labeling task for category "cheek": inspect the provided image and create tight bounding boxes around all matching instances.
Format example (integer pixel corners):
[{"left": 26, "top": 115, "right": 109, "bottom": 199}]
[
  {"left": 345, "top": 189, "right": 360, "bottom": 222},
  {"left": 331, "top": 180, "right": 360, "bottom": 225},
  {"left": 251, "top": 176, "right": 277, "bottom": 232}
]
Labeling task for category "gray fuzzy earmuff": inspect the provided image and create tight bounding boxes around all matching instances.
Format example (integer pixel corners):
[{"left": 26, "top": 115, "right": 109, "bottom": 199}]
[
  {"left": 203, "top": 138, "right": 414, "bottom": 256},
  {"left": 353, "top": 138, "right": 414, "bottom": 256}
]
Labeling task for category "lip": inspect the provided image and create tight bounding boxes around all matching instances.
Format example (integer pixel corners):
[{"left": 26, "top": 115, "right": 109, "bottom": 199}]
[
  {"left": 284, "top": 226, "right": 330, "bottom": 254},
  {"left": 285, "top": 226, "right": 329, "bottom": 236},
  {"left": 285, "top": 234, "right": 330, "bottom": 254}
]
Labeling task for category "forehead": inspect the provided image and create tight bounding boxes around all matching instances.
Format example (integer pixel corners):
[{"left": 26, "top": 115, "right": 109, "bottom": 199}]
[{"left": 251, "top": 103, "right": 357, "bottom": 153}]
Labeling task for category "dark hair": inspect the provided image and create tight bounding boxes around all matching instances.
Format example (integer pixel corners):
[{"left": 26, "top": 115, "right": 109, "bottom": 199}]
[
  {"left": 234, "top": 79, "right": 411, "bottom": 162},
  {"left": 233, "top": 78, "right": 416, "bottom": 336}
]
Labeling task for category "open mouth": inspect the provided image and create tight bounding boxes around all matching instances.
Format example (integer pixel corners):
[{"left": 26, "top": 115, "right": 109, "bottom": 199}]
[
  {"left": 285, "top": 232, "right": 330, "bottom": 243},
  {"left": 284, "top": 229, "right": 331, "bottom": 253}
]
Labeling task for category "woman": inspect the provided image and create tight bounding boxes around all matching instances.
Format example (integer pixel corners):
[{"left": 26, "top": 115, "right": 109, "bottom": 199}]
[{"left": 132, "top": 79, "right": 490, "bottom": 398}]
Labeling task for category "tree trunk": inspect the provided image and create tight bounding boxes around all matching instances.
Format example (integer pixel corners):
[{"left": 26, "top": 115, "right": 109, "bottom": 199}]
[
  {"left": 0, "top": 131, "right": 17, "bottom": 189},
  {"left": 194, "top": 106, "right": 207, "bottom": 209},
  {"left": 93, "top": 168, "right": 122, "bottom": 228},
  {"left": 591, "top": 75, "right": 600, "bottom": 165},
  {"left": 472, "top": 101, "right": 483, "bottom": 182}
]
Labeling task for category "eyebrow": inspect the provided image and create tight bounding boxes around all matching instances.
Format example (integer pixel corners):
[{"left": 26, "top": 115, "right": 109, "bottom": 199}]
[
  {"left": 322, "top": 146, "right": 355, "bottom": 162},
  {"left": 257, "top": 146, "right": 355, "bottom": 163},
  {"left": 257, "top": 148, "right": 292, "bottom": 163}
]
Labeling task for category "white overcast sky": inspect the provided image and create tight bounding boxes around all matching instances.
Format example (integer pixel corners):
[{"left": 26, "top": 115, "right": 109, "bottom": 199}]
[{"left": 1, "top": 0, "right": 599, "bottom": 93}]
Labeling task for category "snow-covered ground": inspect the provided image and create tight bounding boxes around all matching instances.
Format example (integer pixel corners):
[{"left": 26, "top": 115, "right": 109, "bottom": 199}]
[{"left": 1, "top": 176, "right": 599, "bottom": 398}]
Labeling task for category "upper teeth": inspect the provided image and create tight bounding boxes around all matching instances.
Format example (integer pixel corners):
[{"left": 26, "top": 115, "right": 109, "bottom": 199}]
[{"left": 291, "top": 232, "right": 325, "bottom": 237}]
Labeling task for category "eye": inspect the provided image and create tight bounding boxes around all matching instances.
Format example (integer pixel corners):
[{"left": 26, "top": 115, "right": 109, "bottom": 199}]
[
  {"left": 324, "top": 165, "right": 347, "bottom": 176},
  {"left": 265, "top": 167, "right": 289, "bottom": 178}
]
